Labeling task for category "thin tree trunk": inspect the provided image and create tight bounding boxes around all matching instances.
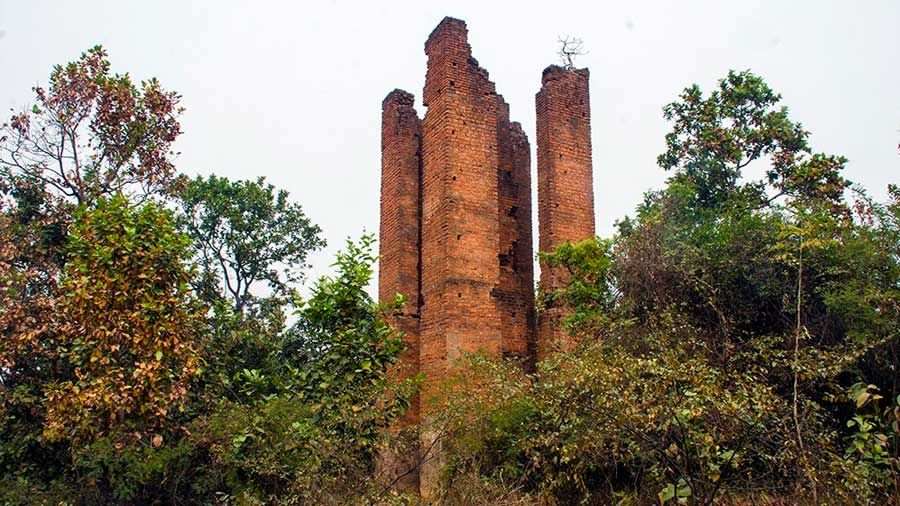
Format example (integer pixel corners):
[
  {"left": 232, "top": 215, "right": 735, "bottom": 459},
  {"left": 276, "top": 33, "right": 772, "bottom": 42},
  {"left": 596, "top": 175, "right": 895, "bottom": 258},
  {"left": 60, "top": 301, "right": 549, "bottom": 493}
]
[{"left": 792, "top": 236, "right": 818, "bottom": 504}]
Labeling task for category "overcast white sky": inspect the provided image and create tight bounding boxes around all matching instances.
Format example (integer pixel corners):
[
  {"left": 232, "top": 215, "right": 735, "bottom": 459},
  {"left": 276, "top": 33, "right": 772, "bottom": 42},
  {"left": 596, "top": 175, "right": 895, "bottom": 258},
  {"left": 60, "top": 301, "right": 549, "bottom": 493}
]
[{"left": 2, "top": 1, "right": 898, "bottom": 293}]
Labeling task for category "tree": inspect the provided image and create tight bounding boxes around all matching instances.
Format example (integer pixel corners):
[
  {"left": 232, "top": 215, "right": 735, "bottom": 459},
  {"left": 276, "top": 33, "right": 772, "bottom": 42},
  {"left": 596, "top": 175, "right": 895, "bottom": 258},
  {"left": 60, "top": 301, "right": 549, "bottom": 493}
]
[
  {"left": 0, "top": 46, "right": 184, "bottom": 208},
  {"left": 557, "top": 36, "right": 587, "bottom": 69},
  {"left": 289, "top": 234, "right": 405, "bottom": 408},
  {"left": 0, "top": 45, "right": 187, "bottom": 428},
  {"left": 614, "top": 71, "right": 864, "bottom": 348},
  {"left": 189, "top": 235, "right": 411, "bottom": 503},
  {"left": 658, "top": 70, "right": 849, "bottom": 210},
  {"left": 1, "top": 45, "right": 186, "bottom": 395},
  {"left": 43, "top": 195, "right": 205, "bottom": 445},
  {"left": 177, "top": 175, "right": 325, "bottom": 313},
  {"left": 0, "top": 47, "right": 189, "bottom": 502}
]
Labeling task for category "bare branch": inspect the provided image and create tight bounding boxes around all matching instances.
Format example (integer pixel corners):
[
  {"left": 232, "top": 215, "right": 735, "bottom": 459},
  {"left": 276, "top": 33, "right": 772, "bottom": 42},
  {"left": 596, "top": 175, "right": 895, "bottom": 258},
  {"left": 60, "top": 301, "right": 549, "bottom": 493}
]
[{"left": 557, "top": 35, "right": 587, "bottom": 69}]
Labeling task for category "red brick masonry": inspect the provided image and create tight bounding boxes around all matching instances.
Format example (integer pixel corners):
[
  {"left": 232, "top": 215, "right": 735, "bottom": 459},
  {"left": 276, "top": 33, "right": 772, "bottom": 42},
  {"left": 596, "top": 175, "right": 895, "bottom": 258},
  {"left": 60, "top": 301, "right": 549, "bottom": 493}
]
[
  {"left": 378, "top": 17, "right": 594, "bottom": 495},
  {"left": 536, "top": 65, "right": 595, "bottom": 359},
  {"left": 378, "top": 89, "right": 422, "bottom": 491}
]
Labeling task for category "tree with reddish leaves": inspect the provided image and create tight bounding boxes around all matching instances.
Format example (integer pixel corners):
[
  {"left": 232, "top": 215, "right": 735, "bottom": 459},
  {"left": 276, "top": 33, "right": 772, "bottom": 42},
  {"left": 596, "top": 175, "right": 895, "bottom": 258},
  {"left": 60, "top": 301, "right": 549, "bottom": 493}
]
[
  {"left": 0, "top": 45, "right": 184, "bottom": 209},
  {"left": 0, "top": 46, "right": 187, "bottom": 367},
  {"left": 0, "top": 46, "right": 187, "bottom": 369},
  {"left": 0, "top": 48, "right": 190, "bottom": 501},
  {"left": 0, "top": 45, "right": 187, "bottom": 376}
]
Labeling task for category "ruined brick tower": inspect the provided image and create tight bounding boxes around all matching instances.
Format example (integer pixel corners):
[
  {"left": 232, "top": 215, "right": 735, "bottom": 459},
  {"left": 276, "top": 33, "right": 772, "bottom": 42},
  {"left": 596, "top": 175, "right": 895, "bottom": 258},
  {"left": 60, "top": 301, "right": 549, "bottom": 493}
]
[
  {"left": 536, "top": 65, "right": 595, "bottom": 359},
  {"left": 378, "top": 17, "right": 593, "bottom": 495},
  {"left": 378, "top": 89, "right": 422, "bottom": 492}
]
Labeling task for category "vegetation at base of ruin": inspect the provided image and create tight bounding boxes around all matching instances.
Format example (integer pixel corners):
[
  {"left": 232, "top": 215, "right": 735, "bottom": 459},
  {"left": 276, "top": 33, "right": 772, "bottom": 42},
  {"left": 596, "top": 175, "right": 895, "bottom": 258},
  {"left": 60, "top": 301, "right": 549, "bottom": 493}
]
[
  {"left": 0, "top": 49, "right": 896, "bottom": 505},
  {"left": 435, "top": 71, "right": 900, "bottom": 504}
]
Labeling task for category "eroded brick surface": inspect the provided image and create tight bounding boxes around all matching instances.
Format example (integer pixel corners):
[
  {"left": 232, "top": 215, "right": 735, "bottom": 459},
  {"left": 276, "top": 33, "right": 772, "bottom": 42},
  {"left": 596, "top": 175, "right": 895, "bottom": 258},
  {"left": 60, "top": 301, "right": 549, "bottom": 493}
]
[
  {"left": 420, "top": 18, "right": 509, "bottom": 493},
  {"left": 536, "top": 65, "right": 595, "bottom": 360},
  {"left": 420, "top": 18, "right": 502, "bottom": 384},
  {"left": 497, "top": 102, "right": 536, "bottom": 366},
  {"left": 379, "top": 88, "right": 422, "bottom": 390},
  {"left": 378, "top": 89, "right": 422, "bottom": 491},
  {"left": 378, "top": 18, "right": 593, "bottom": 497}
]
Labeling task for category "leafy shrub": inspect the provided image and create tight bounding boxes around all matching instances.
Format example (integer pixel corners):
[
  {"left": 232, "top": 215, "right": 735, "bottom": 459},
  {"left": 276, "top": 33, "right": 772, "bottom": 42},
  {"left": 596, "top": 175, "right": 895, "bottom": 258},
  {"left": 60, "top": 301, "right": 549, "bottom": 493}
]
[{"left": 436, "top": 71, "right": 899, "bottom": 504}]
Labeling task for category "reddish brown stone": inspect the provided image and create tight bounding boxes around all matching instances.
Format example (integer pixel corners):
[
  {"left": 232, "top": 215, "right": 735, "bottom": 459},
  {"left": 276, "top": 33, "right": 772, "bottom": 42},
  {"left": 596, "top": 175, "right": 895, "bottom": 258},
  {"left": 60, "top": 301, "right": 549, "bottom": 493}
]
[{"left": 536, "top": 65, "right": 595, "bottom": 360}]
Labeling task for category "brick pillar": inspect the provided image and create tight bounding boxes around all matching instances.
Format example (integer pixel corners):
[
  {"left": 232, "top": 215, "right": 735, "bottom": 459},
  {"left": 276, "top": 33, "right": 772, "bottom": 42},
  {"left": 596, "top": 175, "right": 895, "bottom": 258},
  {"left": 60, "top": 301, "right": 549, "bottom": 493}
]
[
  {"left": 378, "top": 89, "right": 422, "bottom": 491},
  {"left": 536, "top": 65, "right": 595, "bottom": 360},
  {"left": 497, "top": 98, "right": 536, "bottom": 366},
  {"left": 509, "top": 121, "right": 537, "bottom": 366},
  {"left": 419, "top": 16, "right": 504, "bottom": 496}
]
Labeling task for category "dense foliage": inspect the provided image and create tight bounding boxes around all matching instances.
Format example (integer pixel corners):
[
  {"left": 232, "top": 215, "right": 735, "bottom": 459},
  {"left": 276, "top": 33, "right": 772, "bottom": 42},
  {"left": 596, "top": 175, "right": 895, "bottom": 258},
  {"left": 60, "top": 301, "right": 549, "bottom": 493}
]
[
  {"left": 178, "top": 175, "right": 325, "bottom": 312},
  {"left": 436, "top": 71, "right": 899, "bottom": 504},
  {"left": 0, "top": 49, "right": 408, "bottom": 505},
  {"left": 187, "top": 235, "right": 409, "bottom": 504},
  {"left": 44, "top": 195, "right": 204, "bottom": 445},
  {"left": 0, "top": 50, "right": 896, "bottom": 505}
]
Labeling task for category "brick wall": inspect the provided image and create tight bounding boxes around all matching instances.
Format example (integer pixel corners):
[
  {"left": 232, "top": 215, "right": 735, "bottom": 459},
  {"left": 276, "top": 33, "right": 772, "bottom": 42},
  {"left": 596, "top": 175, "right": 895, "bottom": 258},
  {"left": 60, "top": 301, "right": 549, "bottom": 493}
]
[
  {"left": 535, "top": 65, "right": 595, "bottom": 360},
  {"left": 378, "top": 89, "right": 422, "bottom": 491},
  {"left": 378, "top": 18, "right": 594, "bottom": 496},
  {"left": 496, "top": 98, "right": 536, "bottom": 366},
  {"left": 420, "top": 16, "right": 505, "bottom": 396},
  {"left": 419, "top": 17, "right": 507, "bottom": 493}
]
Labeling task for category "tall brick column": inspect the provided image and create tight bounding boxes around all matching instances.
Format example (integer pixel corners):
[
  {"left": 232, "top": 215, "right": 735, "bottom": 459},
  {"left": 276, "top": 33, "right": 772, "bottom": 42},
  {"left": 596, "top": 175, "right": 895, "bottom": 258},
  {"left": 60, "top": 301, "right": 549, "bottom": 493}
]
[
  {"left": 419, "top": 16, "right": 506, "bottom": 495},
  {"left": 497, "top": 99, "right": 536, "bottom": 365},
  {"left": 378, "top": 17, "right": 538, "bottom": 496},
  {"left": 536, "top": 65, "right": 595, "bottom": 360},
  {"left": 378, "top": 89, "right": 422, "bottom": 491}
]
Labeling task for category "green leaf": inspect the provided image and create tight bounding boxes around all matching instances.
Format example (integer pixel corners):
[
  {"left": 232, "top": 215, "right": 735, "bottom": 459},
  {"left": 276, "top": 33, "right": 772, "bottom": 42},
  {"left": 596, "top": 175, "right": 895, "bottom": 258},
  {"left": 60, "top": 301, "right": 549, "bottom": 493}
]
[
  {"left": 658, "top": 484, "right": 675, "bottom": 503},
  {"left": 677, "top": 479, "right": 691, "bottom": 498}
]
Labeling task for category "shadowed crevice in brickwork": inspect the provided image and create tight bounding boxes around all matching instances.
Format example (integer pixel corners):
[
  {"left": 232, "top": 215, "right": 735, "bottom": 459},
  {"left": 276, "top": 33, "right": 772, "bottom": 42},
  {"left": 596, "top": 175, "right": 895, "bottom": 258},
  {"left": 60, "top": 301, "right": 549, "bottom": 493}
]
[
  {"left": 509, "top": 120, "right": 537, "bottom": 369},
  {"left": 497, "top": 99, "right": 536, "bottom": 367}
]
